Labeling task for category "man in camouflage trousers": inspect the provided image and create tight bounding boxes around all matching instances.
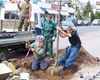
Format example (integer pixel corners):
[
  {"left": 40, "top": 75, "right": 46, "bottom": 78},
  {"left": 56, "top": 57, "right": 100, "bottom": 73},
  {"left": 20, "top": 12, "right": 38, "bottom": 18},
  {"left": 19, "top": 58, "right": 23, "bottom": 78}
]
[{"left": 17, "top": 0, "right": 32, "bottom": 31}]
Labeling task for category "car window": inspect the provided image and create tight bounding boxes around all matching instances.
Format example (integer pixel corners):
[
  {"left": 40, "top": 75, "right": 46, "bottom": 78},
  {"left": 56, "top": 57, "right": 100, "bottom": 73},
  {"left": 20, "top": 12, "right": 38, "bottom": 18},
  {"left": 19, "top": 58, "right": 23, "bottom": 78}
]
[
  {"left": 61, "top": 22, "right": 68, "bottom": 26},
  {"left": 40, "top": 14, "right": 45, "bottom": 27},
  {"left": 93, "top": 19, "right": 99, "bottom": 22},
  {"left": 4, "top": 11, "right": 21, "bottom": 20}
]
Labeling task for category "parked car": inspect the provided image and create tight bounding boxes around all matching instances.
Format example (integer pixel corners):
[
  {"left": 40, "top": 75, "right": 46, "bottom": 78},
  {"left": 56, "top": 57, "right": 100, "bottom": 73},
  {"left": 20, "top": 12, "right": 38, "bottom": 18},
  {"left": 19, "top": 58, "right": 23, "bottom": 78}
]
[
  {"left": 77, "top": 20, "right": 84, "bottom": 26},
  {"left": 66, "top": 17, "right": 78, "bottom": 27},
  {"left": 83, "top": 19, "right": 90, "bottom": 26},
  {"left": 91, "top": 19, "right": 100, "bottom": 26},
  {"left": 61, "top": 21, "right": 77, "bottom": 32}
]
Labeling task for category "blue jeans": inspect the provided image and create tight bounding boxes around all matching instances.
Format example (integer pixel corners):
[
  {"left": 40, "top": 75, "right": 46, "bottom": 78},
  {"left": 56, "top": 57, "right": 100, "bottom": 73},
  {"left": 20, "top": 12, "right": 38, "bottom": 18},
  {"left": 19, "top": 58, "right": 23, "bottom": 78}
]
[
  {"left": 57, "top": 45, "right": 80, "bottom": 70},
  {"left": 31, "top": 57, "right": 48, "bottom": 70}
]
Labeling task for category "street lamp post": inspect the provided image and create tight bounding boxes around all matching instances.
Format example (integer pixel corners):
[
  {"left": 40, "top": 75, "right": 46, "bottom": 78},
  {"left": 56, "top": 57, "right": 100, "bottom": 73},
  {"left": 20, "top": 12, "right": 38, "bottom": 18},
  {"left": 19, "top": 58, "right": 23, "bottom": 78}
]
[{"left": 89, "top": 12, "right": 91, "bottom": 25}]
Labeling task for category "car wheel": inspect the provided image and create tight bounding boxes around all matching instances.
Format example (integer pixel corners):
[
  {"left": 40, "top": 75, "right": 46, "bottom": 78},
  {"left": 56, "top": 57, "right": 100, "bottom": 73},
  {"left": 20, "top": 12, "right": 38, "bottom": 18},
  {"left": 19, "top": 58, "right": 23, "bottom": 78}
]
[{"left": 0, "top": 49, "right": 8, "bottom": 61}]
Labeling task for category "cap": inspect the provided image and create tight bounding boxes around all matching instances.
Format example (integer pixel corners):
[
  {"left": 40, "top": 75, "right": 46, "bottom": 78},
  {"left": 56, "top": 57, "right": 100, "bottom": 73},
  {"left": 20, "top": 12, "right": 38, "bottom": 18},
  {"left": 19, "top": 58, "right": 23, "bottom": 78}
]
[{"left": 37, "top": 36, "right": 45, "bottom": 43}]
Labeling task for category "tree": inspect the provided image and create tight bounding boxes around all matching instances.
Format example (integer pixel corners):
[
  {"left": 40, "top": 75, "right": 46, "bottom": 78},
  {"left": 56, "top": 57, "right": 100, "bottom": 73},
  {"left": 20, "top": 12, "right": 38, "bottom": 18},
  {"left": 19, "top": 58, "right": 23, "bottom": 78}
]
[
  {"left": 94, "top": 11, "right": 100, "bottom": 19},
  {"left": 83, "top": 1, "right": 94, "bottom": 22}
]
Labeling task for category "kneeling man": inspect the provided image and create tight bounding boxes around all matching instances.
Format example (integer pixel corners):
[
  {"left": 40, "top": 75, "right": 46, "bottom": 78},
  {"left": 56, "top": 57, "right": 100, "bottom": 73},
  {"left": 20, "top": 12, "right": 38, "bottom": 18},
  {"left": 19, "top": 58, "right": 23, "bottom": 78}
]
[{"left": 25, "top": 36, "right": 49, "bottom": 70}]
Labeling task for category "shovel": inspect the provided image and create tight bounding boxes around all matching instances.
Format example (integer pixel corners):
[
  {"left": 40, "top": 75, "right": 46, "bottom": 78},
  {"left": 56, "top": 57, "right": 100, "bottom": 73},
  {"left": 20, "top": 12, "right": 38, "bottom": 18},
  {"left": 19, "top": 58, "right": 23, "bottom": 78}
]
[{"left": 18, "top": 49, "right": 31, "bottom": 61}]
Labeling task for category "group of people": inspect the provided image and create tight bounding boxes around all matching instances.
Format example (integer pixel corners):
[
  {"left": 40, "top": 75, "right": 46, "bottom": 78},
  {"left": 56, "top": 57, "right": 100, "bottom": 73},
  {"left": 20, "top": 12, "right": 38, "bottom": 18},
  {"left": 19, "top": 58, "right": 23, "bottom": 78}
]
[
  {"left": 25, "top": 15, "right": 82, "bottom": 71},
  {"left": 18, "top": 0, "right": 82, "bottom": 71}
]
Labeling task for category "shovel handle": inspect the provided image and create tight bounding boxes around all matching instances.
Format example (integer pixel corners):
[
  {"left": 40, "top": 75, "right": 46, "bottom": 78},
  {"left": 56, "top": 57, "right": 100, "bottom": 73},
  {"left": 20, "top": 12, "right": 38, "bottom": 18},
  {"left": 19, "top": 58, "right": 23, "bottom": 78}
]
[
  {"left": 18, "top": 49, "right": 31, "bottom": 61},
  {"left": 24, "top": 49, "right": 31, "bottom": 59}
]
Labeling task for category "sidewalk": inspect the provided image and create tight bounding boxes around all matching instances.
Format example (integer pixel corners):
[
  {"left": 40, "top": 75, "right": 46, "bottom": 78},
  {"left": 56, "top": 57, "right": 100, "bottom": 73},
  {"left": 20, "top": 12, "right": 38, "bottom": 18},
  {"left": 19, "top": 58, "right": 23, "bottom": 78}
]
[
  {"left": 80, "top": 30, "right": 100, "bottom": 58},
  {"left": 70, "top": 65, "right": 100, "bottom": 80}
]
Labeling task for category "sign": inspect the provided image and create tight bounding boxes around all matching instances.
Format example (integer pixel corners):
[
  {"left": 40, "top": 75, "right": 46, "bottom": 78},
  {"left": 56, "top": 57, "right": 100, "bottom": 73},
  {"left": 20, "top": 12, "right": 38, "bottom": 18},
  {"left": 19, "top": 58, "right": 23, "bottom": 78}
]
[
  {"left": 51, "top": 4, "right": 59, "bottom": 9},
  {"left": 96, "top": 1, "right": 100, "bottom": 5},
  {"left": 0, "top": 32, "right": 18, "bottom": 39}
]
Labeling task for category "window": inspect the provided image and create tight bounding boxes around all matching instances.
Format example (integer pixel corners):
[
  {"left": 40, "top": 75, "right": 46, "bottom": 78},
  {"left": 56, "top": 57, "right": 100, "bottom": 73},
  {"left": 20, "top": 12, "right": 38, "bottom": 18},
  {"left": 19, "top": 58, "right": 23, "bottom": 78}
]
[
  {"left": 34, "top": 13, "right": 38, "bottom": 25},
  {"left": 40, "top": 14, "right": 45, "bottom": 27},
  {"left": 4, "top": 11, "right": 21, "bottom": 20}
]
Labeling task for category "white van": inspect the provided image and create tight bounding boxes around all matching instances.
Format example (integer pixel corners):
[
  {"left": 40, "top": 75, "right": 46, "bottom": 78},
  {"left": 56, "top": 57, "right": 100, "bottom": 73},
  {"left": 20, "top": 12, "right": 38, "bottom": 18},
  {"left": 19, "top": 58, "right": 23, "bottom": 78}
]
[{"left": 0, "top": 3, "right": 45, "bottom": 35}]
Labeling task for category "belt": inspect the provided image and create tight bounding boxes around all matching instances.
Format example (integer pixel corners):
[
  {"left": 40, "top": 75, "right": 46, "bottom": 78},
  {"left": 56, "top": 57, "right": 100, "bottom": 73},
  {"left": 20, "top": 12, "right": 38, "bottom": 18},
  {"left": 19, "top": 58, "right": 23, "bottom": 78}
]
[
  {"left": 22, "top": 16, "right": 29, "bottom": 18},
  {"left": 44, "top": 30, "right": 53, "bottom": 33},
  {"left": 72, "top": 44, "right": 81, "bottom": 47}
]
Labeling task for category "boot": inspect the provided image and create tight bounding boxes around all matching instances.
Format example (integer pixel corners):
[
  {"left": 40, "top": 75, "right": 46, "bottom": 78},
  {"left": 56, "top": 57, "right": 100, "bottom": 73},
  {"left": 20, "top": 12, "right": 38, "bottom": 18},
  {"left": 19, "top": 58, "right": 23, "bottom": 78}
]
[{"left": 53, "top": 66, "right": 63, "bottom": 75}]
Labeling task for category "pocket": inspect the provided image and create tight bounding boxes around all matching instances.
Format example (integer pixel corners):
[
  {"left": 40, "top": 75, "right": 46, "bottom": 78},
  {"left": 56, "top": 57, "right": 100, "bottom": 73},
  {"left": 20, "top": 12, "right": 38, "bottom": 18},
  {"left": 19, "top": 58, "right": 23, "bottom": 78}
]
[{"left": 76, "top": 44, "right": 81, "bottom": 48}]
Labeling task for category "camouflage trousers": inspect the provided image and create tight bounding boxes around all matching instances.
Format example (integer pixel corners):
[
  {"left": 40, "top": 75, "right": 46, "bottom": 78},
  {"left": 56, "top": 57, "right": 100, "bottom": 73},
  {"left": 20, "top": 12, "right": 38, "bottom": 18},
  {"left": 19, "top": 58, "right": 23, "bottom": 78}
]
[{"left": 18, "top": 16, "right": 29, "bottom": 31}]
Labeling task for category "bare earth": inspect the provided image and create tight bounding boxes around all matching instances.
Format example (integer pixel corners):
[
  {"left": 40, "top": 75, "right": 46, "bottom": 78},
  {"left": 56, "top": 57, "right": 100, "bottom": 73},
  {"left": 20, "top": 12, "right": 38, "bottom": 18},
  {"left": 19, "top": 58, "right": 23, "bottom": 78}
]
[{"left": 5, "top": 46, "right": 100, "bottom": 80}]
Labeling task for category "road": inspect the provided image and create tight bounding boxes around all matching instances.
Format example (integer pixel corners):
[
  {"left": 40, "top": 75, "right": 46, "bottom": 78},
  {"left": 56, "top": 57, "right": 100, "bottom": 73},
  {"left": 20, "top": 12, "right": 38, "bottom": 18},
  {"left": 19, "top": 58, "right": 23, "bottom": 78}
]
[
  {"left": 77, "top": 26, "right": 100, "bottom": 35},
  {"left": 53, "top": 25, "right": 100, "bottom": 58}
]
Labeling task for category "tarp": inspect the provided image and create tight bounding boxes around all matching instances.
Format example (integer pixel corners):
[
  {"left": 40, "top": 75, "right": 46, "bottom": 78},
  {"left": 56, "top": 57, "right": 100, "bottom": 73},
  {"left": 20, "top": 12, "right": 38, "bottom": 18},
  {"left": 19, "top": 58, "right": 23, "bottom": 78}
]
[
  {"left": 61, "top": 11, "right": 69, "bottom": 16},
  {"left": 0, "top": 2, "right": 3, "bottom": 6},
  {"left": 67, "top": 7, "right": 75, "bottom": 13},
  {"left": 46, "top": 9, "right": 58, "bottom": 14},
  {"left": 0, "top": 63, "right": 12, "bottom": 80}
]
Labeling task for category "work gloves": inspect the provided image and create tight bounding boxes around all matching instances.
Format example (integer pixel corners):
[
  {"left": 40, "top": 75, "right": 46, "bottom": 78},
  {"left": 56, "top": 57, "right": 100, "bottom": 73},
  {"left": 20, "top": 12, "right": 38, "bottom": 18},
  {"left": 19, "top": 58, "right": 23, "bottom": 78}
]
[{"left": 52, "top": 36, "right": 56, "bottom": 41}]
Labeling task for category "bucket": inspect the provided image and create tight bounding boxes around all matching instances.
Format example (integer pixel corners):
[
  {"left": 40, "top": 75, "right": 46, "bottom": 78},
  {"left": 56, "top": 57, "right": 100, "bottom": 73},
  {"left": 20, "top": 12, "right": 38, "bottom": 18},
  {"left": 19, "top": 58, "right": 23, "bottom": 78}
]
[{"left": 20, "top": 73, "right": 29, "bottom": 80}]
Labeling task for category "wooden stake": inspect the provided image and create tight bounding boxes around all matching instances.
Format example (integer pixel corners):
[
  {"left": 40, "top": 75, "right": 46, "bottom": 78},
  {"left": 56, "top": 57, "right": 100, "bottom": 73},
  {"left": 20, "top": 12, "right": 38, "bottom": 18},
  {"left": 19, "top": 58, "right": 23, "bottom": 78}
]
[{"left": 54, "top": 0, "right": 62, "bottom": 67}]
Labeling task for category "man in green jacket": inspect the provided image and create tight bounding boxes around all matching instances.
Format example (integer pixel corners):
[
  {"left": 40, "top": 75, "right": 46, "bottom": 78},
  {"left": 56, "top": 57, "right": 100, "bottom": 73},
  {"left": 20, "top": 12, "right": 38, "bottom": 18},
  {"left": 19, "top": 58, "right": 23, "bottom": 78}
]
[{"left": 42, "top": 15, "right": 57, "bottom": 60}]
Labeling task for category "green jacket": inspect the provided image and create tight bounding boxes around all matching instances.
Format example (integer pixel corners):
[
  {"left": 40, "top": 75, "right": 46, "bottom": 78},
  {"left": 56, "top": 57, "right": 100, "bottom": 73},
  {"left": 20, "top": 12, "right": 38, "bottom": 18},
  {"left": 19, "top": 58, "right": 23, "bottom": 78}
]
[
  {"left": 42, "top": 21, "right": 57, "bottom": 37},
  {"left": 29, "top": 42, "right": 46, "bottom": 59}
]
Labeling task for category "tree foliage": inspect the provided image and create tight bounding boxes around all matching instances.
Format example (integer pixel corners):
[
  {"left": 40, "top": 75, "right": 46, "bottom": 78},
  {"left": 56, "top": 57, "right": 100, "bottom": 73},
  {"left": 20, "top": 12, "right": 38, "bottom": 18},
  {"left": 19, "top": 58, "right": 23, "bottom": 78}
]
[
  {"left": 94, "top": 11, "right": 100, "bottom": 19},
  {"left": 83, "top": 1, "right": 94, "bottom": 21}
]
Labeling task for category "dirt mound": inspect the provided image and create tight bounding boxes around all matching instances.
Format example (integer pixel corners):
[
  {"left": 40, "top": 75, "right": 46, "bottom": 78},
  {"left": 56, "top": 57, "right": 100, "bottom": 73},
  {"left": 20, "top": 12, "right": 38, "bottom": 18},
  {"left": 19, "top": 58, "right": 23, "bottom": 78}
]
[
  {"left": 6, "top": 46, "right": 100, "bottom": 80},
  {"left": 56, "top": 46, "right": 99, "bottom": 66},
  {"left": 75, "top": 46, "right": 99, "bottom": 66}
]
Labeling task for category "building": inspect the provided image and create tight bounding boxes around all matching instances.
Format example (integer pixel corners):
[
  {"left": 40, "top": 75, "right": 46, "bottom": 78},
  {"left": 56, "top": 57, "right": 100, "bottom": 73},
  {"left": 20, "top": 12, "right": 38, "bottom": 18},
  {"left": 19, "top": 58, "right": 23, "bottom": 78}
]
[{"left": 96, "top": 1, "right": 100, "bottom": 11}]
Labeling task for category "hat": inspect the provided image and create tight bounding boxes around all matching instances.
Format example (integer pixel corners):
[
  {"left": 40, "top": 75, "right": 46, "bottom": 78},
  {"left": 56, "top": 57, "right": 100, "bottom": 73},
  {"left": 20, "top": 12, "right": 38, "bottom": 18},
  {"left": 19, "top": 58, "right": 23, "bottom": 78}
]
[{"left": 37, "top": 36, "right": 45, "bottom": 43}]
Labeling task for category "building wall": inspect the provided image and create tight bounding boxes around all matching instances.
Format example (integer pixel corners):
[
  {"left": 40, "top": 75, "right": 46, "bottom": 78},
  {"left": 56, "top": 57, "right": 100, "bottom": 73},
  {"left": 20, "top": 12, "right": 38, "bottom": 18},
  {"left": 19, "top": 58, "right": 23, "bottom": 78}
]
[{"left": 96, "top": 1, "right": 100, "bottom": 11}]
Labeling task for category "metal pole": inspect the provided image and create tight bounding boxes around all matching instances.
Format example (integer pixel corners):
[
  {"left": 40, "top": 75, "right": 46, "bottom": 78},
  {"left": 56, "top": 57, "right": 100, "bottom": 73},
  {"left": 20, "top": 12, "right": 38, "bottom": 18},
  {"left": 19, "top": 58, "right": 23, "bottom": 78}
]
[
  {"left": 14, "top": 4, "right": 18, "bottom": 31},
  {"left": 55, "top": 0, "right": 62, "bottom": 67},
  {"left": 0, "top": 20, "right": 3, "bottom": 31}
]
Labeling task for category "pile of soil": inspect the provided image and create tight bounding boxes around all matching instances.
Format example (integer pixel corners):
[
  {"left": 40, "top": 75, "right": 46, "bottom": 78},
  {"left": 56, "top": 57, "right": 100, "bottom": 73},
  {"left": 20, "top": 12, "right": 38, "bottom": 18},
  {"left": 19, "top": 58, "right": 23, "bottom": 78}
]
[{"left": 6, "top": 46, "right": 100, "bottom": 80}]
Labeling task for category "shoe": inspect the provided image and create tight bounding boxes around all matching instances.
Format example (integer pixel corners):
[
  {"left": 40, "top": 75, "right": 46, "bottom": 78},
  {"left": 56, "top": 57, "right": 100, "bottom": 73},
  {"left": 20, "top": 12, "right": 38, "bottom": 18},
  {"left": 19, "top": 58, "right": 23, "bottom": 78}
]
[
  {"left": 57, "top": 66, "right": 63, "bottom": 71},
  {"left": 53, "top": 66, "right": 63, "bottom": 75}
]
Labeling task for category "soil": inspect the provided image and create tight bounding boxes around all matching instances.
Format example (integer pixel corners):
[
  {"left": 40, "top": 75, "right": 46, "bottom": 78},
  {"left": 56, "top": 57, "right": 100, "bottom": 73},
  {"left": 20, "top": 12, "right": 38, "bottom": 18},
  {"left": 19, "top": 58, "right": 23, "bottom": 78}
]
[{"left": 6, "top": 46, "right": 100, "bottom": 80}]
